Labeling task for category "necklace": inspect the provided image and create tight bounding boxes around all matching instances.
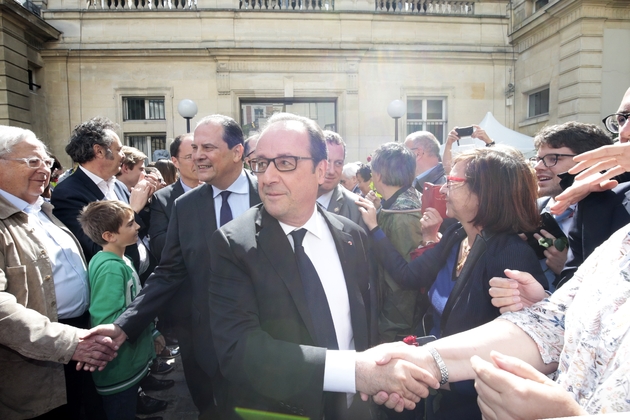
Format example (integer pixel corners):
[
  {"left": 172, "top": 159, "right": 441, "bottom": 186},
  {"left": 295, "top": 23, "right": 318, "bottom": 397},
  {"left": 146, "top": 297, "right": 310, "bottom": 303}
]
[{"left": 456, "top": 239, "right": 471, "bottom": 274}]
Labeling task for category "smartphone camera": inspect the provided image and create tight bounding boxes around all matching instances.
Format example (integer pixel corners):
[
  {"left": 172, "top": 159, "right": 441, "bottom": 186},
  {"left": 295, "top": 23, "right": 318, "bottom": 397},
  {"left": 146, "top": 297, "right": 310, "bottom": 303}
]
[{"left": 455, "top": 126, "right": 474, "bottom": 137}]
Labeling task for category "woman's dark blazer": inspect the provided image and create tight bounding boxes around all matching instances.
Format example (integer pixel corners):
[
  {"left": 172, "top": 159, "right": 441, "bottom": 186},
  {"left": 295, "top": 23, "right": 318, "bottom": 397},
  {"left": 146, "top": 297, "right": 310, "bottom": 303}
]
[
  {"left": 371, "top": 222, "right": 548, "bottom": 338},
  {"left": 371, "top": 223, "right": 548, "bottom": 419}
]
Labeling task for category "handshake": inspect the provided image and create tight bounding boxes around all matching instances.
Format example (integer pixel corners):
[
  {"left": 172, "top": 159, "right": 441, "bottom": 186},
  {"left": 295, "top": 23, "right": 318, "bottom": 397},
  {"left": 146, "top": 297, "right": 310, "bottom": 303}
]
[
  {"left": 71, "top": 324, "right": 129, "bottom": 372},
  {"left": 355, "top": 342, "right": 441, "bottom": 412}
]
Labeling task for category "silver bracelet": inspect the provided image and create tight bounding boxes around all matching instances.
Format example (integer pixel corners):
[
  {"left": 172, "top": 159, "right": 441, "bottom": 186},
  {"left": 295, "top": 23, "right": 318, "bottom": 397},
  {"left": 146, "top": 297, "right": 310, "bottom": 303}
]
[{"left": 426, "top": 347, "right": 449, "bottom": 385}]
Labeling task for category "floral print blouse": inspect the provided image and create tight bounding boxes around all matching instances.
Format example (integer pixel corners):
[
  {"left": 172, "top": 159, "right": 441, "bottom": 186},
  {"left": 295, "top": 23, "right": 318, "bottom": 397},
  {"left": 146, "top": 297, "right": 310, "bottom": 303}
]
[{"left": 502, "top": 224, "right": 630, "bottom": 414}]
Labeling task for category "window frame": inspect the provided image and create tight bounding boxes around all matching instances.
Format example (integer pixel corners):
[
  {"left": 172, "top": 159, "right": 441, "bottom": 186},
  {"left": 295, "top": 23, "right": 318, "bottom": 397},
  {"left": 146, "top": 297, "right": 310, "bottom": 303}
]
[
  {"left": 527, "top": 87, "right": 550, "bottom": 119},
  {"left": 123, "top": 96, "right": 166, "bottom": 121},
  {"left": 406, "top": 97, "right": 448, "bottom": 143}
]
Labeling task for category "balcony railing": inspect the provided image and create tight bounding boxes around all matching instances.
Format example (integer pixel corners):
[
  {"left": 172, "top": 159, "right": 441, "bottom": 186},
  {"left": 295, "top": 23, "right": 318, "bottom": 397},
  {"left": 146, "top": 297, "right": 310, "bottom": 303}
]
[
  {"left": 86, "top": 0, "right": 196, "bottom": 9},
  {"left": 84, "top": 0, "right": 473, "bottom": 12}
]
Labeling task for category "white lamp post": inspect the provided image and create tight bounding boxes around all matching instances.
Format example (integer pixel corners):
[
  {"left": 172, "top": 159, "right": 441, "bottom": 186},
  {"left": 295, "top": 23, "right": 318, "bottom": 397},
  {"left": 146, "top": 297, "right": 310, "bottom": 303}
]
[
  {"left": 387, "top": 99, "right": 406, "bottom": 142},
  {"left": 177, "top": 99, "right": 198, "bottom": 133}
]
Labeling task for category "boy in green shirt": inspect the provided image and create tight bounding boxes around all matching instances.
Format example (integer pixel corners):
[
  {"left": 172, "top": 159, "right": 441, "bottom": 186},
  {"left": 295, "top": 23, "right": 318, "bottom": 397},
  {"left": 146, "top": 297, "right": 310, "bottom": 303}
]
[{"left": 79, "top": 200, "right": 162, "bottom": 420}]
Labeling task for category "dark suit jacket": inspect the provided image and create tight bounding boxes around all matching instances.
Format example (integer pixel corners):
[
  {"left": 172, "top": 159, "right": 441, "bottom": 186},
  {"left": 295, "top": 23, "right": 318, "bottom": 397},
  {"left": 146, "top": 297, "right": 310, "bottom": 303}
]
[
  {"left": 559, "top": 181, "right": 630, "bottom": 288},
  {"left": 50, "top": 168, "right": 146, "bottom": 271},
  {"left": 115, "top": 172, "right": 260, "bottom": 377},
  {"left": 324, "top": 184, "right": 366, "bottom": 231},
  {"left": 209, "top": 205, "right": 375, "bottom": 420},
  {"left": 148, "top": 180, "right": 186, "bottom": 261},
  {"left": 412, "top": 163, "right": 446, "bottom": 192}
]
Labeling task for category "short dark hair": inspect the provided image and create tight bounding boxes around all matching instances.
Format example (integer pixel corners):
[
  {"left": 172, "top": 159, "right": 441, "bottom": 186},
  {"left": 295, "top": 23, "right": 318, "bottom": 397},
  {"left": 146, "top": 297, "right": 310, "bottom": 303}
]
[
  {"left": 534, "top": 122, "right": 613, "bottom": 155},
  {"left": 453, "top": 148, "right": 539, "bottom": 234},
  {"left": 79, "top": 200, "right": 134, "bottom": 246},
  {"left": 263, "top": 113, "right": 328, "bottom": 166},
  {"left": 196, "top": 115, "right": 244, "bottom": 150},
  {"left": 323, "top": 130, "right": 347, "bottom": 159},
  {"left": 66, "top": 117, "right": 119, "bottom": 164},
  {"left": 357, "top": 163, "right": 372, "bottom": 182},
  {"left": 370, "top": 142, "right": 416, "bottom": 187}
]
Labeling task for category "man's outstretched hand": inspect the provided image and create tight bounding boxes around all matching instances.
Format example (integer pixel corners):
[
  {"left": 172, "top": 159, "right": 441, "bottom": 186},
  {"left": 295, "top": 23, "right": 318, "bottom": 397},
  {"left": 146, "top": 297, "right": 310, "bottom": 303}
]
[{"left": 74, "top": 324, "right": 127, "bottom": 371}]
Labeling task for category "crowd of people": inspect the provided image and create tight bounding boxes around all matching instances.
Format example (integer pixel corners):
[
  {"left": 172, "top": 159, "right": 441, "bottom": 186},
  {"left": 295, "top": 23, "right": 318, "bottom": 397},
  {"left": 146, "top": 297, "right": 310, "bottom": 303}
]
[{"left": 1, "top": 85, "right": 630, "bottom": 420}]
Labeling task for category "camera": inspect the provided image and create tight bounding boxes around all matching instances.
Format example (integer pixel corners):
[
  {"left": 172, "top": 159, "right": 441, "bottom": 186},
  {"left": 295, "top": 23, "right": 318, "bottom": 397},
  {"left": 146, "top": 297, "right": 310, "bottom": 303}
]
[{"left": 455, "top": 126, "right": 474, "bottom": 137}]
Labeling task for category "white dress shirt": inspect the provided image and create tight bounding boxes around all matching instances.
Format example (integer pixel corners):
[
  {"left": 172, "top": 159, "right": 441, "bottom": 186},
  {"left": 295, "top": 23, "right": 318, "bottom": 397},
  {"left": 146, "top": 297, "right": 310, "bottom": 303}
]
[
  {"left": 212, "top": 170, "right": 251, "bottom": 227},
  {"left": 317, "top": 189, "right": 335, "bottom": 210},
  {"left": 79, "top": 165, "right": 118, "bottom": 200},
  {"left": 279, "top": 205, "right": 357, "bottom": 396}
]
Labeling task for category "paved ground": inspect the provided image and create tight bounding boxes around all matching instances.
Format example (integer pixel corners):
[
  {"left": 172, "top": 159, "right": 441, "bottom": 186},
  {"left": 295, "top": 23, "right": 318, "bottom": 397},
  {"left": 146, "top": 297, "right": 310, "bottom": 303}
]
[{"left": 138, "top": 352, "right": 199, "bottom": 420}]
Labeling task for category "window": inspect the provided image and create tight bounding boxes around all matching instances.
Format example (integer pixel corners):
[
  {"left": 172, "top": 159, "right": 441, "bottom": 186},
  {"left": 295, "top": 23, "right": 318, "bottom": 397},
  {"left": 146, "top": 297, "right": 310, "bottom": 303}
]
[
  {"left": 534, "top": 0, "right": 548, "bottom": 12},
  {"left": 123, "top": 97, "right": 166, "bottom": 121},
  {"left": 406, "top": 98, "right": 447, "bottom": 143},
  {"left": 528, "top": 87, "right": 550, "bottom": 118},
  {"left": 240, "top": 99, "right": 336, "bottom": 137},
  {"left": 125, "top": 134, "right": 166, "bottom": 162},
  {"left": 27, "top": 68, "right": 41, "bottom": 92}
]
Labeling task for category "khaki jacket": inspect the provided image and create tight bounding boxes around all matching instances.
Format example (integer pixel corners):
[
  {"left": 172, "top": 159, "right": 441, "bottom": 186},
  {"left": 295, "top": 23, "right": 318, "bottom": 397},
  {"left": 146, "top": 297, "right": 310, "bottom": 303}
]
[{"left": 0, "top": 194, "right": 82, "bottom": 419}]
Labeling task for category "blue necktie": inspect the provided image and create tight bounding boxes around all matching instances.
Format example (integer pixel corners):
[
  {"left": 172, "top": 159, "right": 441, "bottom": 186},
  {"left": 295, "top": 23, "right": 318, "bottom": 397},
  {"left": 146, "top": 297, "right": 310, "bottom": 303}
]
[
  {"left": 290, "top": 229, "right": 338, "bottom": 350},
  {"left": 220, "top": 191, "right": 233, "bottom": 226}
]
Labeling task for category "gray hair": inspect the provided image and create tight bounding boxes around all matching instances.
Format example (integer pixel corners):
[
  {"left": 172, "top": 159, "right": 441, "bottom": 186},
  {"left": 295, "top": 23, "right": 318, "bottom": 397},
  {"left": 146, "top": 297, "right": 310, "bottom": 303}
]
[
  {"left": 406, "top": 131, "right": 441, "bottom": 160},
  {"left": 371, "top": 142, "right": 416, "bottom": 187},
  {"left": 342, "top": 161, "right": 361, "bottom": 178},
  {"left": 0, "top": 125, "right": 46, "bottom": 157}
]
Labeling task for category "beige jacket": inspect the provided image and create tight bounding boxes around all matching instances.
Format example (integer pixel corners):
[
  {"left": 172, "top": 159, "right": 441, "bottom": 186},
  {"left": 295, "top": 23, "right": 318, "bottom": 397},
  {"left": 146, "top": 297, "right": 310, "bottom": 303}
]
[{"left": 0, "top": 194, "right": 82, "bottom": 419}]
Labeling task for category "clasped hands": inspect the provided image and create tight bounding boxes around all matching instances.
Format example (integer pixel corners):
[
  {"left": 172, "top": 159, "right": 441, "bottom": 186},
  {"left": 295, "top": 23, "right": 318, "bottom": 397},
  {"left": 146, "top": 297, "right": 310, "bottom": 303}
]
[
  {"left": 355, "top": 342, "right": 440, "bottom": 412},
  {"left": 72, "top": 323, "right": 128, "bottom": 372}
]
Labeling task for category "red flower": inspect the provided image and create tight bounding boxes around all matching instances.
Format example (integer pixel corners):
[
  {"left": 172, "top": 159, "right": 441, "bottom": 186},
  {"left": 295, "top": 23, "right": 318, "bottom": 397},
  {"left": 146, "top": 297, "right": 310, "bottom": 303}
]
[{"left": 403, "top": 335, "right": 419, "bottom": 346}]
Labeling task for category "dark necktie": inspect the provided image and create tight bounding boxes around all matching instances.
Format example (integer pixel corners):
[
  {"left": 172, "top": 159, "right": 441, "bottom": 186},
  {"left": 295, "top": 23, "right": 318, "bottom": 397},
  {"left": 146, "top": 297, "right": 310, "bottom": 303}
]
[
  {"left": 219, "top": 191, "right": 233, "bottom": 226},
  {"left": 290, "top": 229, "right": 338, "bottom": 350}
]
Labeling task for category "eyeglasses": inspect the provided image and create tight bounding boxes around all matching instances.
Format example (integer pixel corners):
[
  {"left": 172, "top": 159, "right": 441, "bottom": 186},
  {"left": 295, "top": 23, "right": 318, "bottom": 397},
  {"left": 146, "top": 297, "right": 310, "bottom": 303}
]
[
  {"left": 0, "top": 156, "right": 55, "bottom": 169},
  {"left": 529, "top": 153, "right": 577, "bottom": 168},
  {"left": 177, "top": 154, "right": 193, "bottom": 161},
  {"left": 249, "top": 156, "right": 316, "bottom": 174},
  {"left": 602, "top": 112, "right": 630, "bottom": 134},
  {"left": 445, "top": 176, "right": 467, "bottom": 189}
]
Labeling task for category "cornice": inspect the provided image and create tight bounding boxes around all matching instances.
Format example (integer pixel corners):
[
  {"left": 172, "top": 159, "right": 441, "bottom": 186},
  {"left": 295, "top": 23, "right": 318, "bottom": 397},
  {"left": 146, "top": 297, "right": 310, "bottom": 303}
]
[{"left": 509, "top": 0, "right": 630, "bottom": 53}]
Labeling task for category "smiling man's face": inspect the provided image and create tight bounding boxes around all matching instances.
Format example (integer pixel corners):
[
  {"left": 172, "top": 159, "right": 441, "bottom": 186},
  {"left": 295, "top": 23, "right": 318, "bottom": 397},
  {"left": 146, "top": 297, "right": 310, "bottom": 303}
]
[{"left": 534, "top": 145, "right": 577, "bottom": 198}]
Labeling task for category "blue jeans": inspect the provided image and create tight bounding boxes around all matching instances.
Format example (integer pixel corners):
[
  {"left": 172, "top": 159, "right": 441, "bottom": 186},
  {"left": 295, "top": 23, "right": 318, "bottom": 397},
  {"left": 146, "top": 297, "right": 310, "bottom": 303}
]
[{"left": 101, "top": 383, "right": 139, "bottom": 420}]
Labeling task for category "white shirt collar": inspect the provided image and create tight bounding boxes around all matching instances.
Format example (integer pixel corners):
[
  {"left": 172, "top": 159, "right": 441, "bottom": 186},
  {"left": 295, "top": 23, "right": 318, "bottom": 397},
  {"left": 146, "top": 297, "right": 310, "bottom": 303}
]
[
  {"left": 278, "top": 204, "right": 324, "bottom": 241},
  {"left": 316, "top": 188, "right": 335, "bottom": 209},
  {"left": 0, "top": 188, "right": 32, "bottom": 212},
  {"left": 79, "top": 165, "right": 116, "bottom": 189},
  {"left": 212, "top": 169, "right": 249, "bottom": 198}
]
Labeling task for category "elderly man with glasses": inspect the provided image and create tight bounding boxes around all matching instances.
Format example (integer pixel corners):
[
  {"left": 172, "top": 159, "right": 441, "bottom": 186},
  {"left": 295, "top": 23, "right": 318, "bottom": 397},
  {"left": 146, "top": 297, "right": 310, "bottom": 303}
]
[{"left": 0, "top": 126, "right": 120, "bottom": 419}]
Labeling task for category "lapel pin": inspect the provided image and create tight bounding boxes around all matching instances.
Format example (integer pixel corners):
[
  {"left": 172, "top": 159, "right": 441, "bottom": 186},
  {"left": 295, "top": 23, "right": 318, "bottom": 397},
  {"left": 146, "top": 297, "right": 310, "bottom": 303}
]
[
  {"left": 334, "top": 207, "right": 340, "bottom": 213},
  {"left": 348, "top": 241, "right": 353, "bottom": 246}
]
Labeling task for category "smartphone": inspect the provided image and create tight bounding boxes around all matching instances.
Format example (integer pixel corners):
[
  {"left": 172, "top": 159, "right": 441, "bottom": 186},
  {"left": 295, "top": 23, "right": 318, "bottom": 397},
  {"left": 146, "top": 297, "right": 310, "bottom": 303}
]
[{"left": 455, "top": 126, "right": 474, "bottom": 137}]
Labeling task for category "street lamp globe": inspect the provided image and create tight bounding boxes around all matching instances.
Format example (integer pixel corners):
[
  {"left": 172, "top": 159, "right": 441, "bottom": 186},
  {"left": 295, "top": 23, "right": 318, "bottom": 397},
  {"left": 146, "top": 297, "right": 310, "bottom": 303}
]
[
  {"left": 387, "top": 99, "right": 406, "bottom": 141},
  {"left": 178, "top": 99, "right": 198, "bottom": 133}
]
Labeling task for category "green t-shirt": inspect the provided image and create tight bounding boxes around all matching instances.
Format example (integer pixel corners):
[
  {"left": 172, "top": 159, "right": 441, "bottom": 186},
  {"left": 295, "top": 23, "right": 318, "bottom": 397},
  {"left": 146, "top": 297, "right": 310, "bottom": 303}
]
[{"left": 88, "top": 251, "right": 156, "bottom": 395}]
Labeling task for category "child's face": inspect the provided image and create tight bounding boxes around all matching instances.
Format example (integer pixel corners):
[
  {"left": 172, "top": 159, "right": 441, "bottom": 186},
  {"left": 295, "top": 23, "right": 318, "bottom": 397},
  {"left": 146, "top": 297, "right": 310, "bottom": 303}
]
[{"left": 115, "top": 212, "right": 140, "bottom": 247}]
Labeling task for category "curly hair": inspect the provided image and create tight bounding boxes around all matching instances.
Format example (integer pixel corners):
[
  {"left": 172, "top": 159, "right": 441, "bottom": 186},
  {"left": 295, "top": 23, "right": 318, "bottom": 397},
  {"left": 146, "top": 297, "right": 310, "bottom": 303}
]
[{"left": 65, "top": 117, "right": 119, "bottom": 164}]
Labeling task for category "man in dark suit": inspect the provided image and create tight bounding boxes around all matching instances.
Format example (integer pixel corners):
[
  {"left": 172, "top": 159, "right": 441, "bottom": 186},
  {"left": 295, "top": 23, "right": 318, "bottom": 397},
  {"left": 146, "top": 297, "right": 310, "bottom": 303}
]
[
  {"left": 111, "top": 115, "right": 260, "bottom": 418},
  {"left": 404, "top": 131, "right": 445, "bottom": 192},
  {"left": 316, "top": 130, "right": 365, "bottom": 228},
  {"left": 51, "top": 117, "right": 156, "bottom": 277},
  {"left": 148, "top": 133, "right": 201, "bottom": 260},
  {"left": 147, "top": 132, "right": 209, "bottom": 411},
  {"left": 209, "top": 113, "right": 433, "bottom": 420}
]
